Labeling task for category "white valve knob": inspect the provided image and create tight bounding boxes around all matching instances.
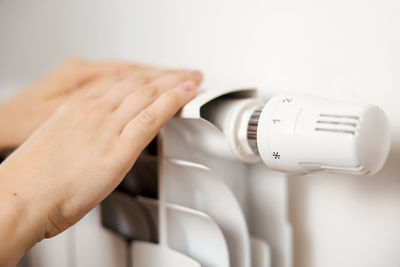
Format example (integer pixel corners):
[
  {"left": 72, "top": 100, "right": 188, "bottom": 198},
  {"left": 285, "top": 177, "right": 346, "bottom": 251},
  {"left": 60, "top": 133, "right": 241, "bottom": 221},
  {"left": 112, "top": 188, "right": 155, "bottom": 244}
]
[
  {"left": 254, "top": 94, "right": 391, "bottom": 175},
  {"left": 200, "top": 91, "right": 390, "bottom": 175}
]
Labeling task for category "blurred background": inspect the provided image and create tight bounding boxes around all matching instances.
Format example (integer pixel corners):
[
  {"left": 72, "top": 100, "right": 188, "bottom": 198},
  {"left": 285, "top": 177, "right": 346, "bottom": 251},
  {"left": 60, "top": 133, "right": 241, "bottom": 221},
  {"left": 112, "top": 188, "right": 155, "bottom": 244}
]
[{"left": 1, "top": 0, "right": 399, "bottom": 266}]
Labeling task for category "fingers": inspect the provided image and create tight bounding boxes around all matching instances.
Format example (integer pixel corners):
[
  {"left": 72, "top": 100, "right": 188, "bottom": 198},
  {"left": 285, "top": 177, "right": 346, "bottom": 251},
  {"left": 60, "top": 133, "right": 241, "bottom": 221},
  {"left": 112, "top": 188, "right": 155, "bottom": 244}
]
[
  {"left": 45, "top": 59, "right": 152, "bottom": 96},
  {"left": 70, "top": 74, "right": 126, "bottom": 100},
  {"left": 86, "top": 60, "right": 156, "bottom": 73},
  {"left": 93, "top": 68, "right": 174, "bottom": 106},
  {"left": 108, "top": 70, "right": 202, "bottom": 125},
  {"left": 70, "top": 66, "right": 174, "bottom": 102},
  {"left": 62, "top": 60, "right": 137, "bottom": 89},
  {"left": 81, "top": 60, "right": 156, "bottom": 82},
  {"left": 119, "top": 81, "right": 197, "bottom": 158},
  {"left": 72, "top": 59, "right": 164, "bottom": 83}
]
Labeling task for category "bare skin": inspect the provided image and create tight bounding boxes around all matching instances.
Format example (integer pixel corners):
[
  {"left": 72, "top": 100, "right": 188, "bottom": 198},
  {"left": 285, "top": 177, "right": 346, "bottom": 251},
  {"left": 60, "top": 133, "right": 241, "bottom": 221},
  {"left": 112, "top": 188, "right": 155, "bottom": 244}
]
[
  {"left": 0, "top": 59, "right": 139, "bottom": 150},
  {"left": 0, "top": 59, "right": 202, "bottom": 266}
]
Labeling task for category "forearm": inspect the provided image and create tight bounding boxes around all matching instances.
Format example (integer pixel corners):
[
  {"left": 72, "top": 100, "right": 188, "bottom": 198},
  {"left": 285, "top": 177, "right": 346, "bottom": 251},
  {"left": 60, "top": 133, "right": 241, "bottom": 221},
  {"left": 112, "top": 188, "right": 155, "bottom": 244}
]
[{"left": 0, "top": 163, "right": 46, "bottom": 266}]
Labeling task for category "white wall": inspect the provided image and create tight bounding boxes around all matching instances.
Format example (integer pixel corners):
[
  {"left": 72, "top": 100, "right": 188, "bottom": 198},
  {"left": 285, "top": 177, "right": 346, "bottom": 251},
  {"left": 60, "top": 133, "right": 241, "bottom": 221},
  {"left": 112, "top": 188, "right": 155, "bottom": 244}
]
[{"left": 1, "top": 0, "right": 400, "bottom": 266}]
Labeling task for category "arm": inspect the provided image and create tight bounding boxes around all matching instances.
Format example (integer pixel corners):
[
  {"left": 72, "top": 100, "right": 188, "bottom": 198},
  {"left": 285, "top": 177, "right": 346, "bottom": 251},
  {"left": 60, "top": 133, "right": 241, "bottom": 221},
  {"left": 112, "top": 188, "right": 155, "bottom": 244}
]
[
  {"left": 0, "top": 65, "right": 202, "bottom": 266},
  {"left": 0, "top": 59, "right": 136, "bottom": 152}
]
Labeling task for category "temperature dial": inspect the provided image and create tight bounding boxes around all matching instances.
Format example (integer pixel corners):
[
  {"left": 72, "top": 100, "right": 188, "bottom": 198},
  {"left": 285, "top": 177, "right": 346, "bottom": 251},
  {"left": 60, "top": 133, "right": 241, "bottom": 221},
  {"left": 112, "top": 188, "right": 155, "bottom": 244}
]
[{"left": 252, "top": 94, "right": 391, "bottom": 175}]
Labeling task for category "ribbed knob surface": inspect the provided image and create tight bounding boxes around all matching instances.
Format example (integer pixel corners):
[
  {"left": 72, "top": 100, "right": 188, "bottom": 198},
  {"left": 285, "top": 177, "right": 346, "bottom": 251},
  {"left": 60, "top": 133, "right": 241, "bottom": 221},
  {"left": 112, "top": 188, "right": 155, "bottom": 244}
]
[{"left": 247, "top": 106, "right": 263, "bottom": 155}]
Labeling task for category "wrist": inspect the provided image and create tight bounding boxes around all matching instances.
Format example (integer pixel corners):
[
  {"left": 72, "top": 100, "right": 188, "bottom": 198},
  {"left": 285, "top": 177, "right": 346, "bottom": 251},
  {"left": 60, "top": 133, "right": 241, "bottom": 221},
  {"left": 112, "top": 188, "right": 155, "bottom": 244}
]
[{"left": 0, "top": 163, "right": 47, "bottom": 266}]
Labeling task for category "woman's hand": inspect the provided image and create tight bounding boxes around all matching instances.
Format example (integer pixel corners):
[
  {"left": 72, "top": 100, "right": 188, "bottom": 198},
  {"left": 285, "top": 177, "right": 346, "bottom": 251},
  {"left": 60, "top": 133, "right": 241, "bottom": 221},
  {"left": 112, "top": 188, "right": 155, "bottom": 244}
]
[
  {"left": 0, "top": 65, "right": 202, "bottom": 266},
  {"left": 0, "top": 59, "right": 136, "bottom": 151}
]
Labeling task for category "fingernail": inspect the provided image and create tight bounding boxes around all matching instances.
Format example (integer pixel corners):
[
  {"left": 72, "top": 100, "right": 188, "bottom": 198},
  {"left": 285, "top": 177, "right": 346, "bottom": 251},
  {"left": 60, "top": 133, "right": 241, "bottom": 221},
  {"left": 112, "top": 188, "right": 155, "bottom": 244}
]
[
  {"left": 182, "top": 81, "right": 195, "bottom": 92},
  {"left": 190, "top": 70, "right": 202, "bottom": 82}
]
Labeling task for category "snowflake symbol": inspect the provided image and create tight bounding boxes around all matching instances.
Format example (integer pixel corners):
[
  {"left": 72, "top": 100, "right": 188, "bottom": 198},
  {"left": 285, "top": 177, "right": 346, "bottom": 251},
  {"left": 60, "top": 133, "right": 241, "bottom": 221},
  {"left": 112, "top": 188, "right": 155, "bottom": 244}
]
[{"left": 272, "top": 152, "right": 281, "bottom": 159}]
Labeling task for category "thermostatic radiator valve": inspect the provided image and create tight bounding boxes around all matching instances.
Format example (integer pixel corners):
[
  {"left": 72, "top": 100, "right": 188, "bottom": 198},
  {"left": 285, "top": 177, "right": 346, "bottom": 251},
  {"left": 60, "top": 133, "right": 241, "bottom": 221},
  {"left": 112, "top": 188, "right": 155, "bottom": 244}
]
[{"left": 210, "top": 94, "right": 391, "bottom": 175}]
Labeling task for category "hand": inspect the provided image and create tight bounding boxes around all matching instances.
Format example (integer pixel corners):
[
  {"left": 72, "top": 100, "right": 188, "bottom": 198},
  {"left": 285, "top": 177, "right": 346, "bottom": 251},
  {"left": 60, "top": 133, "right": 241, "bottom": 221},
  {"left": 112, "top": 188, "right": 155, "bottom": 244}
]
[
  {"left": 0, "top": 66, "right": 202, "bottom": 266},
  {"left": 0, "top": 59, "right": 136, "bottom": 151}
]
